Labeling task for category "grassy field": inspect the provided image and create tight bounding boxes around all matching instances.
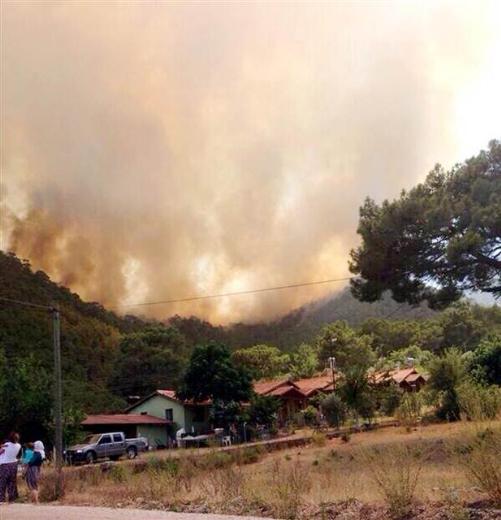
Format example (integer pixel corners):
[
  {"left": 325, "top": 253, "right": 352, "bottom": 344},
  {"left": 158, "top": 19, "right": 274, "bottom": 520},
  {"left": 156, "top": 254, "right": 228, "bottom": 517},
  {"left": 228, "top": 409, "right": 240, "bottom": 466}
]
[{"left": 26, "top": 420, "right": 501, "bottom": 519}]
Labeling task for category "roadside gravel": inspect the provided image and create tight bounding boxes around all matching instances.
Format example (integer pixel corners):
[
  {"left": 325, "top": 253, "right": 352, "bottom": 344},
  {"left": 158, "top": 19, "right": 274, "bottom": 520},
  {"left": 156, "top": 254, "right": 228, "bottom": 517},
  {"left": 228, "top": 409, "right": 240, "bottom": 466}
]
[{"left": 0, "top": 504, "right": 270, "bottom": 520}]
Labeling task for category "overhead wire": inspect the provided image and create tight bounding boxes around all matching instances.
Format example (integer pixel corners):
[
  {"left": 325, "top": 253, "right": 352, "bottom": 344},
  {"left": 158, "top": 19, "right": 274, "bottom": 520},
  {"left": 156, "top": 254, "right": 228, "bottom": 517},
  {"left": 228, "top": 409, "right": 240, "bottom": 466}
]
[
  {"left": 0, "top": 296, "right": 53, "bottom": 310},
  {"left": 122, "top": 276, "right": 354, "bottom": 307}
]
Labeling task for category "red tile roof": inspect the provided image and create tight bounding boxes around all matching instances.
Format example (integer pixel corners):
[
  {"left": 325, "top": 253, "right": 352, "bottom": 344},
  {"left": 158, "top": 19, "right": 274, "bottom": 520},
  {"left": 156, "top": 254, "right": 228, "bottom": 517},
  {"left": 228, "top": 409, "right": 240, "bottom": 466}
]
[
  {"left": 295, "top": 375, "right": 335, "bottom": 396},
  {"left": 126, "top": 390, "right": 212, "bottom": 413},
  {"left": 404, "top": 372, "right": 428, "bottom": 383},
  {"left": 253, "top": 379, "right": 308, "bottom": 399},
  {"left": 372, "top": 367, "right": 427, "bottom": 386},
  {"left": 253, "top": 379, "right": 292, "bottom": 395},
  {"left": 82, "top": 414, "right": 169, "bottom": 426},
  {"left": 267, "top": 385, "right": 305, "bottom": 398},
  {"left": 157, "top": 389, "right": 180, "bottom": 401},
  {"left": 392, "top": 367, "right": 417, "bottom": 384},
  {"left": 157, "top": 390, "right": 211, "bottom": 406}
]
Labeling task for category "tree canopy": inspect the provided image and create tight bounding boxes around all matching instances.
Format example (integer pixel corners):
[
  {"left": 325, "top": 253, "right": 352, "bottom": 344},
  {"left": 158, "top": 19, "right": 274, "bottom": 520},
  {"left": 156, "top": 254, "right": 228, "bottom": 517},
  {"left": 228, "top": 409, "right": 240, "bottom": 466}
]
[
  {"left": 289, "top": 343, "right": 318, "bottom": 379},
  {"left": 316, "top": 321, "right": 375, "bottom": 371},
  {"left": 232, "top": 344, "right": 289, "bottom": 380},
  {"left": 350, "top": 140, "right": 501, "bottom": 309},
  {"left": 179, "top": 343, "right": 252, "bottom": 403},
  {"left": 110, "top": 326, "right": 189, "bottom": 397},
  {"left": 468, "top": 333, "right": 501, "bottom": 386}
]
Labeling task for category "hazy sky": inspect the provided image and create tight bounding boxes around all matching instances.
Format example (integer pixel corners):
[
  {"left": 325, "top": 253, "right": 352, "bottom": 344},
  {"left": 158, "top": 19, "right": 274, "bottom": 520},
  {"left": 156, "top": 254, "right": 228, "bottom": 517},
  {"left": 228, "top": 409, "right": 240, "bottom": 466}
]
[{"left": 1, "top": 1, "right": 500, "bottom": 323}]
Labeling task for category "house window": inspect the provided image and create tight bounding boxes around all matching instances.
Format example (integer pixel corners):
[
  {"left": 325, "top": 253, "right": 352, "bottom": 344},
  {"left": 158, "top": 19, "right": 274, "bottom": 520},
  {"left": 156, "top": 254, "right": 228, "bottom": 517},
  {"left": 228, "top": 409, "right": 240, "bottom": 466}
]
[{"left": 165, "top": 408, "right": 173, "bottom": 421}]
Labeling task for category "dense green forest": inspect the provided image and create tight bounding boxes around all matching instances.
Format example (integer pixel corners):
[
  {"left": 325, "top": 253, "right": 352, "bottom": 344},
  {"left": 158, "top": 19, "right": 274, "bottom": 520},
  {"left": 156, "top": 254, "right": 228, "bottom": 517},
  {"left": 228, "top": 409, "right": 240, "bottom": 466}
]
[{"left": 1, "top": 250, "right": 500, "bottom": 441}]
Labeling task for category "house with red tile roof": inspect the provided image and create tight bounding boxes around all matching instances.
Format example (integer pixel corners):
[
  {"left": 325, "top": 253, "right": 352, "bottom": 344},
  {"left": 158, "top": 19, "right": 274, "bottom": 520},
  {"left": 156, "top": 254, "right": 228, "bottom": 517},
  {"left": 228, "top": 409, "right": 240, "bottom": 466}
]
[
  {"left": 253, "top": 379, "right": 306, "bottom": 424},
  {"left": 294, "top": 374, "right": 336, "bottom": 398},
  {"left": 371, "top": 367, "right": 428, "bottom": 391},
  {"left": 253, "top": 373, "right": 336, "bottom": 424}
]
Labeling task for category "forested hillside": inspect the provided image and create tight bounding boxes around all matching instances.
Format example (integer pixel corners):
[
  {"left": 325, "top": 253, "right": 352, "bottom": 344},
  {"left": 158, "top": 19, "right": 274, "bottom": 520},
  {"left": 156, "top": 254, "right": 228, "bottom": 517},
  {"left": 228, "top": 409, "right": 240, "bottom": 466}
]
[
  {"left": 169, "top": 289, "right": 436, "bottom": 352},
  {"left": 1, "top": 251, "right": 500, "bottom": 441},
  {"left": 0, "top": 252, "right": 152, "bottom": 439}
]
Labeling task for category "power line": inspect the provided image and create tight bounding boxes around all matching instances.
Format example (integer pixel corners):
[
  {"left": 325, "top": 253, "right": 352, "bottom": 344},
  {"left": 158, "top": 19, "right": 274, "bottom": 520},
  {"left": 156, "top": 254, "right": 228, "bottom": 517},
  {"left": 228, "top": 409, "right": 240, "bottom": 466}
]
[
  {"left": 0, "top": 296, "right": 52, "bottom": 310},
  {"left": 123, "top": 276, "right": 354, "bottom": 307}
]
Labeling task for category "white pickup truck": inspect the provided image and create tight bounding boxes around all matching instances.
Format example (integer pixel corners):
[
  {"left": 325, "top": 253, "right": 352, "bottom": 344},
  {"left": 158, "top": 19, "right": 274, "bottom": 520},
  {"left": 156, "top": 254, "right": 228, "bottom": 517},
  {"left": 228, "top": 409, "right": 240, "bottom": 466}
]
[{"left": 64, "top": 432, "right": 148, "bottom": 464}]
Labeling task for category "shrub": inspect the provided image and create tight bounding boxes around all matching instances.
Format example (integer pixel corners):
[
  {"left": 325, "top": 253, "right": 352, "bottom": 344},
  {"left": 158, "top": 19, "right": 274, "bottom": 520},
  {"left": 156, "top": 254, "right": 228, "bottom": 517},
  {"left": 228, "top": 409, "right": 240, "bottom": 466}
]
[
  {"left": 455, "top": 426, "right": 501, "bottom": 506},
  {"left": 75, "top": 465, "right": 104, "bottom": 486},
  {"left": 237, "top": 446, "right": 262, "bottom": 465},
  {"left": 201, "top": 464, "right": 245, "bottom": 503},
  {"left": 322, "top": 393, "right": 347, "bottom": 428},
  {"left": 201, "top": 450, "right": 234, "bottom": 470},
  {"left": 301, "top": 405, "right": 319, "bottom": 427},
  {"left": 468, "top": 333, "right": 501, "bottom": 386},
  {"left": 361, "top": 444, "right": 428, "bottom": 519},
  {"left": 441, "top": 487, "right": 469, "bottom": 520},
  {"left": 268, "top": 460, "right": 311, "bottom": 519},
  {"left": 428, "top": 349, "right": 466, "bottom": 421},
  {"left": 457, "top": 381, "right": 501, "bottom": 421},
  {"left": 39, "top": 470, "right": 66, "bottom": 502},
  {"left": 109, "top": 464, "right": 128, "bottom": 483},
  {"left": 379, "top": 383, "right": 402, "bottom": 417},
  {"left": 248, "top": 394, "right": 280, "bottom": 428},
  {"left": 311, "top": 431, "right": 327, "bottom": 447},
  {"left": 147, "top": 456, "right": 179, "bottom": 475},
  {"left": 395, "top": 392, "right": 422, "bottom": 430}
]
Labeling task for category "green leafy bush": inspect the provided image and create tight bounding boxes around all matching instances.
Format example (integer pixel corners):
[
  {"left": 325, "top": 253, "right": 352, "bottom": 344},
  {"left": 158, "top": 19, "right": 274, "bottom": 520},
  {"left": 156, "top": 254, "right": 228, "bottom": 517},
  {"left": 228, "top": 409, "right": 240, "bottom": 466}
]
[
  {"left": 301, "top": 405, "right": 319, "bottom": 427},
  {"left": 428, "top": 349, "right": 466, "bottom": 421},
  {"left": 321, "top": 393, "right": 347, "bottom": 428},
  {"left": 395, "top": 392, "right": 422, "bottom": 429},
  {"left": 457, "top": 381, "right": 501, "bottom": 421}
]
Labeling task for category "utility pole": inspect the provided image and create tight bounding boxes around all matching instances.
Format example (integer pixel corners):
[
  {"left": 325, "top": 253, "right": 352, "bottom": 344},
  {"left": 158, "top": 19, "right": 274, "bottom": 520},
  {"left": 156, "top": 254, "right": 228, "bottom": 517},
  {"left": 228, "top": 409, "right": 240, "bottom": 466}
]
[
  {"left": 328, "top": 356, "right": 336, "bottom": 391},
  {"left": 52, "top": 307, "right": 63, "bottom": 493},
  {"left": 329, "top": 335, "right": 337, "bottom": 391},
  {"left": 0, "top": 296, "right": 64, "bottom": 490}
]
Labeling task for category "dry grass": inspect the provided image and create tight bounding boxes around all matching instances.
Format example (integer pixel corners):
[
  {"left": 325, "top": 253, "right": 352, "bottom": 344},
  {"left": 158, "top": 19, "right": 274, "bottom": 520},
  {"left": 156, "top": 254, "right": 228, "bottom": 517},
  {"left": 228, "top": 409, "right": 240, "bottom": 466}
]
[
  {"left": 452, "top": 422, "right": 501, "bottom": 506},
  {"left": 359, "top": 443, "right": 430, "bottom": 518},
  {"left": 21, "top": 419, "right": 500, "bottom": 518}
]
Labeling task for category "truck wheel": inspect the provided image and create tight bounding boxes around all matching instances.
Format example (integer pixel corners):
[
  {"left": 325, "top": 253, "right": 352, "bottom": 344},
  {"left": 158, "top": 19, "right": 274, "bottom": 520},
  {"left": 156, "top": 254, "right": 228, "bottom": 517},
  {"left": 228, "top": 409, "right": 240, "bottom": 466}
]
[
  {"left": 86, "top": 451, "right": 97, "bottom": 464},
  {"left": 126, "top": 447, "right": 137, "bottom": 459}
]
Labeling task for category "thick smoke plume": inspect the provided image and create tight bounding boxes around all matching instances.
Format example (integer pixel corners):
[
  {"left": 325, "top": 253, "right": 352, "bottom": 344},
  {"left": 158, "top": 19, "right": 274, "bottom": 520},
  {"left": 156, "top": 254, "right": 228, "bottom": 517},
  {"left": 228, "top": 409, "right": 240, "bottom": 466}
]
[{"left": 1, "top": 2, "right": 499, "bottom": 323}]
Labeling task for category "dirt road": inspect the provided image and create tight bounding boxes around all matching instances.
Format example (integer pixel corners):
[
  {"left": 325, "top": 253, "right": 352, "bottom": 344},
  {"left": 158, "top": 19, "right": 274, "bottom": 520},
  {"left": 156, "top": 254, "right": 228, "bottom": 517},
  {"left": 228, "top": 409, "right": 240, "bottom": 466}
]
[{"left": 0, "top": 504, "right": 269, "bottom": 520}]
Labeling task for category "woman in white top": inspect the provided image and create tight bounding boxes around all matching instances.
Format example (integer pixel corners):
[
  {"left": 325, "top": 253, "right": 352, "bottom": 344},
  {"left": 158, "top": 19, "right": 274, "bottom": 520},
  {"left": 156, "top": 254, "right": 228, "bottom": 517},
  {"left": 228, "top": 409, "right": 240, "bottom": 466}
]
[{"left": 0, "top": 431, "right": 21, "bottom": 503}]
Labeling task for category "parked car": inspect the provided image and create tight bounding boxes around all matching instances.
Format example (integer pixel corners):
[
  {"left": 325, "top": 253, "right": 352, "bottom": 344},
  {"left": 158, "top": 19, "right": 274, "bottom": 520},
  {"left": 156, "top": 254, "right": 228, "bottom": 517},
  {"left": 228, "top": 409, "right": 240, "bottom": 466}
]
[{"left": 64, "top": 432, "right": 148, "bottom": 464}]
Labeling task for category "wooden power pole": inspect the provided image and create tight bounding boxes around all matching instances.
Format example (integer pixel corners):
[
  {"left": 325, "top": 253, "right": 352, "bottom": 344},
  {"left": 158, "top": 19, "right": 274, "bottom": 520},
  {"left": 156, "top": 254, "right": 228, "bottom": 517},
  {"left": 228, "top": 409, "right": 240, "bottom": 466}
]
[{"left": 52, "top": 307, "right": 63, "bottom": 493}]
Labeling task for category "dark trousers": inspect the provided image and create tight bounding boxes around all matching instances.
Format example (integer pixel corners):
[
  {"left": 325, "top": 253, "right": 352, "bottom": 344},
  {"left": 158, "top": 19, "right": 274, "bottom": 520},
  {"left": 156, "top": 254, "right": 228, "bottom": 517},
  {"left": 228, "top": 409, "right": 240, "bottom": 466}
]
[{"left": 0, "top": 462, "right": 18, "bottom": 502}]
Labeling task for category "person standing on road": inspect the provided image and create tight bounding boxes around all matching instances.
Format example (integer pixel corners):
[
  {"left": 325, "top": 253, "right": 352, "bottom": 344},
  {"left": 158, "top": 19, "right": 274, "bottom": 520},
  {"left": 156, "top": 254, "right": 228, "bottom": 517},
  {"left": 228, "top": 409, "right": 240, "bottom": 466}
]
[
  {"left": 25, "top": 440, "right": 45, "bottom": 503},
  {"left": 0, "top": 431, "right": 21, "bottom": 503}
]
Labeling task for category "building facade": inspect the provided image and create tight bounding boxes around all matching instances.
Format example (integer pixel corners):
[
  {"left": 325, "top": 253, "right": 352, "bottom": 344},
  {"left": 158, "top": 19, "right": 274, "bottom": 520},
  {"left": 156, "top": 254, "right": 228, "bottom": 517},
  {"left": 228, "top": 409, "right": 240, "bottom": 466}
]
[{"left": 126, "top": 390, "right": 211, "bottom": 437}]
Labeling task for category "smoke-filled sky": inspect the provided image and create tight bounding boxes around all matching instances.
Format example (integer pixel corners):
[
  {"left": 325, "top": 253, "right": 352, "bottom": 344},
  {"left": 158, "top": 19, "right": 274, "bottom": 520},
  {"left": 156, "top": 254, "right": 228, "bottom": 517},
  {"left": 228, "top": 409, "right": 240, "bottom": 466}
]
[{"left": 1, "top": 1, "right": 500, "bottom": 323}]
